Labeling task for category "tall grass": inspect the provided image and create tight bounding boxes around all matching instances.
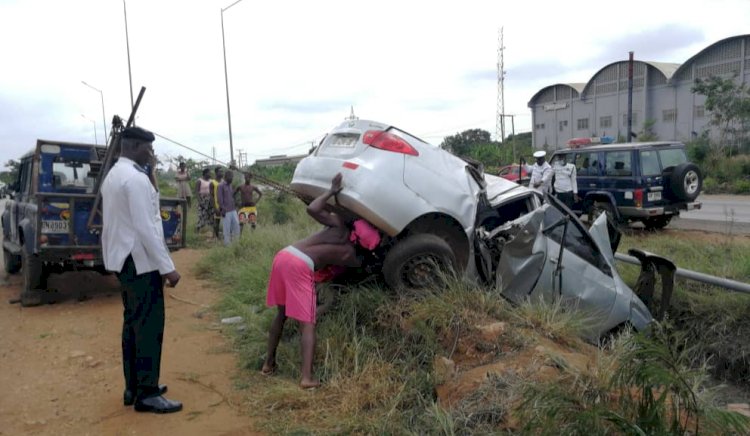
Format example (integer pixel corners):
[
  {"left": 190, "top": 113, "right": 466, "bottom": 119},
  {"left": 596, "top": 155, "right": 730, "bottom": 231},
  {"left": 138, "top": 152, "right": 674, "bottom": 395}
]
[
  {"left": 193, "top": 196, "right": 750, "bottom": 433},
  {"left": 618, "top": 231, "right": 750, "bottom": 390}
]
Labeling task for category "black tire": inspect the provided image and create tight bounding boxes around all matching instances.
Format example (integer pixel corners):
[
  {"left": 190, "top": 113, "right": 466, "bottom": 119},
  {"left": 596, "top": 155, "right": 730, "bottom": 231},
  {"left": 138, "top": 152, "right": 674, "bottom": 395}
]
[
  {"left": 21, "top": 250, "right": 47, "bottom": 307},
  {"left": 588, "top": 201, "right": 617, "bottom": 225},
  {"left": 642, "top": 215, "right": 672, "bottom": 230},
  {"left": 4, "top": 248, "right": 21, "bottom": 274},
  {"left": 382, "top": 234, "right": 457, "bottom": 291},
  {"left": 669, "top": 163, "right": 702, "bottom": 202}
]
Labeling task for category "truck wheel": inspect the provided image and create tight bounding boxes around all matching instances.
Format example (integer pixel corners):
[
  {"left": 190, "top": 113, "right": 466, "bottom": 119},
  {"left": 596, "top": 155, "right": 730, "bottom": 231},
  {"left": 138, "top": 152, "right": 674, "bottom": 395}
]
[
  {"left": 4, "top": 248, "right": 21, "bottom": 274},
  {"left": 669, "top": 163, "right": 702, "bottom": 202},
  {"left": 642, "top": 215, "right": 672, "bottom": 230},
  {"left": 21, "top": 251, "right": 46, "bottom": 307},
  {"left": 383, "top": 234, "right": 457, "bottom": 291}
]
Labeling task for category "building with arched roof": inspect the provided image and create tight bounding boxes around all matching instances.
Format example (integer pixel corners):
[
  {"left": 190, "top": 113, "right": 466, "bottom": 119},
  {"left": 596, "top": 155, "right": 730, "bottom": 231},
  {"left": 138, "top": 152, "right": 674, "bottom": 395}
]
[{"left": 528, "top": 34, "right": 750, "bottom": 149}]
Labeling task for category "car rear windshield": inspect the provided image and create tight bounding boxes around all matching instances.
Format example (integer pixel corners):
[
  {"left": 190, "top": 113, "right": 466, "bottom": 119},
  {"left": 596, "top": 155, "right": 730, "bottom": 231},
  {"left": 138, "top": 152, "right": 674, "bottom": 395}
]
[{"left": 658, "top": 148, "right": 687, "bottom": 169}]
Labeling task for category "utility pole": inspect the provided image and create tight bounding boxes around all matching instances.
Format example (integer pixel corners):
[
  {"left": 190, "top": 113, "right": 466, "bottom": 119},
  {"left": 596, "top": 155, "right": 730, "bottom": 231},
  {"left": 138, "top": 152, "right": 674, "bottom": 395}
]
[
  {"left": 212, "top": 146, "right": 216, "bottom": 165},
  {"left": 496, "top": 27, "right": 506, "bottom": 143},
  {"left": 123, "top": 0, "right": 134, "bottom": 110}
]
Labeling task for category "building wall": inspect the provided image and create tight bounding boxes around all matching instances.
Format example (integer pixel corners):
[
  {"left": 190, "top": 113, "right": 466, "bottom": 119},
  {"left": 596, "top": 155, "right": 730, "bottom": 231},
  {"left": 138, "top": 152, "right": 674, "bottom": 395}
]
[{"left": 528, "top": 35, "right": 749, "bottom": 149}]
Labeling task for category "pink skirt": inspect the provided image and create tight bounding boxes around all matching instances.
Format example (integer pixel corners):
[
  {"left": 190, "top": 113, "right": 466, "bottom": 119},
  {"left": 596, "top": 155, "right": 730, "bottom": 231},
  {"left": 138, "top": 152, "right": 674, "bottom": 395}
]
[{"left": 266, "top": 247, "right": 316, "bottom": 324}]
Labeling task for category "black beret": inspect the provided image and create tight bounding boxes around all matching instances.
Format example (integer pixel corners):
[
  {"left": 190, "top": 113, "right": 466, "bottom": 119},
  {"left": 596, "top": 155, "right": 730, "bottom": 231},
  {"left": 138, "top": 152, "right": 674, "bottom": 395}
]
[{"left": 121, "top": 126, "right": 155, "bottom": 142}]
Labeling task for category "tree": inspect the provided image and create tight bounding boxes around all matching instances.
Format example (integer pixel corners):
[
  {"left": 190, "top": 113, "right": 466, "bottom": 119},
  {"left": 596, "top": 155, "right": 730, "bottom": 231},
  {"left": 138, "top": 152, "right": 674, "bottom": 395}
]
[
  {"left": 692, "top": 75, "right": 750, "bottom": 153},
  {"left": 0, "top": 159, "right": 20, "bottom": 185},
  {"left": 636, "top": 119, "right": 659, "bottom": 142},
  {"left": 440, "top": 129, "right": 492, "bottom": 156}
]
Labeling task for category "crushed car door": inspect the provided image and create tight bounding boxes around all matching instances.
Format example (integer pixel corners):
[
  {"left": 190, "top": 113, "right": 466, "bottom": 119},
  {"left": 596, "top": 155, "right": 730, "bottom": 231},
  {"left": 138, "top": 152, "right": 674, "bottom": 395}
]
[{"left": 540, "top": 204, "right": 618, "bottom": 325}]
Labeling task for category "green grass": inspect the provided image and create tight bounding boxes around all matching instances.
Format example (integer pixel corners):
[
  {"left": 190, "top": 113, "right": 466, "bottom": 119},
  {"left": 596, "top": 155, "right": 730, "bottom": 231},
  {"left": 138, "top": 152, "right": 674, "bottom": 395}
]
[
  {"left": 191, "top": 197, "right": 750, "bottom": 434},
  {"left": 617, "top": 230, "right": 750, "bottom": 390}
]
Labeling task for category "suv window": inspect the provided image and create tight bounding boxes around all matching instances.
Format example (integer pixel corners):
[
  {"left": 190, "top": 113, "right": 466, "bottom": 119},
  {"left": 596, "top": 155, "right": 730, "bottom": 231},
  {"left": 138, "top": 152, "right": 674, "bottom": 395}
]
[
  {"left": 639, "top": 150, "right": 661, "bottom": 176},
  {"left": 658, "top": 148, "right": 687, "bottom": 169},
  {"left": 574, "top": 152, "right": 599, "bottom": 176},
  {"left": 605, "top": 151, "right": 632, "bottom": 176}
]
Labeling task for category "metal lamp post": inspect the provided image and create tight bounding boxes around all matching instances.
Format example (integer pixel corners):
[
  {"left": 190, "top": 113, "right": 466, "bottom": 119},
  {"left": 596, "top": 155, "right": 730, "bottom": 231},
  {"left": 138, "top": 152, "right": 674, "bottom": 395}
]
[
  {"left": 81, "top": 114, "right": 98, "bottom": 145},
  {"left": 81, "top": 81, "right": 108, "bottom": 142},
  {"left": 221, "top": 0, "right": 245, "bottom": 167}
]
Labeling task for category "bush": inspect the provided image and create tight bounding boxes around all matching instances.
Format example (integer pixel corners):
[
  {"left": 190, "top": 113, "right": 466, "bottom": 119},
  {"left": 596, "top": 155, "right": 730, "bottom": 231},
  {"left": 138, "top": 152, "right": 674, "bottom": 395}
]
[
  {"left": 702, "top": 177, "right": 720, "bottom": 194},
  {"left": 733, "top": 179, "right": 750, "bottom": 194}
]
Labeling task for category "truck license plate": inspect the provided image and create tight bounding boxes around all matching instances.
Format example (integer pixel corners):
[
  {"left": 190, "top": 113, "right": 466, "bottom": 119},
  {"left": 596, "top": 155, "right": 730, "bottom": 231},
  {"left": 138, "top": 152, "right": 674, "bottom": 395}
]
[
  {"left": 647, "top": 192, "right": 662, "bottom": 201},
  {"left": 42, "top": 220, "right": 69, "bottom": 234}
]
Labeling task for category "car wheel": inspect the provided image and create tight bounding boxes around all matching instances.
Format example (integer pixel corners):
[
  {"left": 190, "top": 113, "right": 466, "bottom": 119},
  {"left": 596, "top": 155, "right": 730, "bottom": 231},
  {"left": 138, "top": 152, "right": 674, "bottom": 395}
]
[
  {"left": 3, "top": 248, "right": 21, "bottom": 274},
  {"left": 21, "top": 250, "right": 46, "bottom": 307},
  {"left": 642, "top": 215, "right": 672, "bottom": 230},
  {"left": 383, "top": 234, "right": 457, "bottom": 291},
  {"left": 669, "top": 163, "right": 702, "bottom": 202}
]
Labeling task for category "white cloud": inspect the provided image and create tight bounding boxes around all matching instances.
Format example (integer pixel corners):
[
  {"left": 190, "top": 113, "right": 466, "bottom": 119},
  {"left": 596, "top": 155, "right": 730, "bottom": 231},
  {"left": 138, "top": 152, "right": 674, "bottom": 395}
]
[{"left": 1, "top": 0, "right": 749, "bottom": 166}]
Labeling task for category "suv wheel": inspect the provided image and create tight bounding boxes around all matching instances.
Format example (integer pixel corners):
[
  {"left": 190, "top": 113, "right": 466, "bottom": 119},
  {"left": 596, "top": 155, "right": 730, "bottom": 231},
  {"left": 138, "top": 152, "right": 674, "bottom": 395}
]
[
  {"left": 668, "top": 163, "right": 702, "bottom": 202},
  {"left": 642, "top": 215, "right": 672, "bottom": 230},
  {"left": 382, "top": 234, "right": 456, "bottom": 291},
  {"left": 3, "top": 248, "right": 21, "bottom": 274}
]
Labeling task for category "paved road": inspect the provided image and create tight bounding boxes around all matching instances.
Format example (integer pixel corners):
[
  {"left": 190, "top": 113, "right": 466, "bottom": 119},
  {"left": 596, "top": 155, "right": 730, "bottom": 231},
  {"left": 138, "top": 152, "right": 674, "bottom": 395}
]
[{"left": 671, "top": 194, "right": 750, "bottom": 234}]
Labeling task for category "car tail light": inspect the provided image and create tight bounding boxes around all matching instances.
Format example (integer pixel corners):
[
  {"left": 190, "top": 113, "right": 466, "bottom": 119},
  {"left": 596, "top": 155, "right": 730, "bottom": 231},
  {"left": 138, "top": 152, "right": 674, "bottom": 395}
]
[
  {"left": 72, "top": 253, "right": 96, "bottom": 261},
  {"left": 634, "top": 189, "right": 643, "bottom": 208},
  {"left": 362, "top": 130, "right": 419, "bottom": 156}
]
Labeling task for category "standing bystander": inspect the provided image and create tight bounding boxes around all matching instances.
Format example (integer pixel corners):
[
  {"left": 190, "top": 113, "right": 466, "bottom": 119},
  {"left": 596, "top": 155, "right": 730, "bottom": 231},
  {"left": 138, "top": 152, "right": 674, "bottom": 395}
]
[
  {"left": 235, "top": 173, "right": 263, "bottom": 232},
  {"left": 210, "top": 167, "right": 224, "bottom": 240},
  {"left": 195, "top": 168, "right": 214, "bottom": 233},
  {"left": 175, "top": 162, "right": 192, "bottom": 208},
  {"left": 218, "top": 170, "right": 240, "bottom": 245},
  {"left": 101, "top": 126, "right": 182, "bottom": 414}
]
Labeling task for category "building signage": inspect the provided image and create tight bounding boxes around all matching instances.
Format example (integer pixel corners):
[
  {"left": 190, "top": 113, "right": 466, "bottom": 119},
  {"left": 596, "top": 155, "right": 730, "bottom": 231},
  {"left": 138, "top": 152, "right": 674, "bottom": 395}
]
[{"left": 543, "top": 102, "right": 568, "bottom": 111}]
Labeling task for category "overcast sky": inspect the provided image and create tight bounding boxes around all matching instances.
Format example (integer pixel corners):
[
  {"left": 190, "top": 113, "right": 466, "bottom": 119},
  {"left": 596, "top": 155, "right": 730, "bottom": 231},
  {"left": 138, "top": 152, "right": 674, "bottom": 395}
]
[{"left": 1, "top": 0, "right": 749, "bottom": 167}]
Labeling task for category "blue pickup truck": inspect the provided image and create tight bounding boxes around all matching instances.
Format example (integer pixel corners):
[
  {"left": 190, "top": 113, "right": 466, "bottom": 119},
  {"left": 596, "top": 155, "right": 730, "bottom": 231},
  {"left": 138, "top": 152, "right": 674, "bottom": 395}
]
[{"left": 2, "top": 139, "right": 186, "bottom": 306}]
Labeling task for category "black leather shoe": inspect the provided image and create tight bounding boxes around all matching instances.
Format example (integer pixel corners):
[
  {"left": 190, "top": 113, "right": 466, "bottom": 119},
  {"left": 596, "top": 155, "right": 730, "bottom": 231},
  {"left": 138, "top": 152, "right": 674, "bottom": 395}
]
[
  {"left": 134, "top": 395, "right": 183, "bottom": 414},
  {"left": 123, "top": 384, "right": 168, "bottom": 406}
]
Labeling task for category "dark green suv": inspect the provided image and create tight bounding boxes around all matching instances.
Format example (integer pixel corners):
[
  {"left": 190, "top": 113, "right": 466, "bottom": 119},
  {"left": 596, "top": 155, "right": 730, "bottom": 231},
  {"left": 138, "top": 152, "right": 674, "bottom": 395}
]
[{"left": 550, "top": 141, "right": 702, "bottom": 230}]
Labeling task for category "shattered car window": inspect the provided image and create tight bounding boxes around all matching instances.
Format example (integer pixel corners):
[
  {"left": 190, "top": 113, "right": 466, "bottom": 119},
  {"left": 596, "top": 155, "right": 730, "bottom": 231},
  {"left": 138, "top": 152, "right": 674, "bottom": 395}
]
[{"left": 542, "top": 204, "right": 612, "bottom": 277}]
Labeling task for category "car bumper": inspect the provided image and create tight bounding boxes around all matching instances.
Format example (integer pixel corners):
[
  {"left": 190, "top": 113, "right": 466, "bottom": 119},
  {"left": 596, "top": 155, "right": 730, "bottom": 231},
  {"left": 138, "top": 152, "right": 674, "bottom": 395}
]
[{"left": 619, "top": 201, "right": 701, "bottom": 218}]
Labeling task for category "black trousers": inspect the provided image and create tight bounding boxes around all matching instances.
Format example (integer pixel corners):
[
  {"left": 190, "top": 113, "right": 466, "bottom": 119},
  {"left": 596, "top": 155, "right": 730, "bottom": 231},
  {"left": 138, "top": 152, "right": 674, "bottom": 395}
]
[
  {"left": 556, "top": 191, "right": 575, "bottom": 210},
  {"left": 117, "top": 256, "right": 165, "bottom": 400}
]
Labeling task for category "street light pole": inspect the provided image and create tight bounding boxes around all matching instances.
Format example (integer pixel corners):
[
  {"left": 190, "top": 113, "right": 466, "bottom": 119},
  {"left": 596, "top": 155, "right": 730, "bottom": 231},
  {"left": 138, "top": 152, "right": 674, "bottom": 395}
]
[
  {"left": 81, "top": 114, "right": 98, "bottom": 145},
  {"left": 81, "top": 81, "right": 108, "bottom": 142},
  {"left": 221, "top": 0, "right": 245, "bottom": 167}
]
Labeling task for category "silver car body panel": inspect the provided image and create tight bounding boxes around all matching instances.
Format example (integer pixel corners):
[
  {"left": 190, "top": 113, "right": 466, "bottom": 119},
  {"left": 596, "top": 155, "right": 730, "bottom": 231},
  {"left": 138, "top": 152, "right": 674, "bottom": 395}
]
[{"left": 492, "top": 205, "right": 653, "bottom": 338}]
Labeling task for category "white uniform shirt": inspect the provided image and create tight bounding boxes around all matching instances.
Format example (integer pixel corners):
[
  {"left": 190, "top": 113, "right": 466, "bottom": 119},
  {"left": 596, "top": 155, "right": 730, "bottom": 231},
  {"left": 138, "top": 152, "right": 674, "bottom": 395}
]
[
  {"left": 101, "top": 157, "right": 175, "bottom": 275},
  {"left": 552, "top": 162, "right": 578, "bottom": 194},
  {"left": 526, "top": 162, "right": 552, "bottom": 193}
]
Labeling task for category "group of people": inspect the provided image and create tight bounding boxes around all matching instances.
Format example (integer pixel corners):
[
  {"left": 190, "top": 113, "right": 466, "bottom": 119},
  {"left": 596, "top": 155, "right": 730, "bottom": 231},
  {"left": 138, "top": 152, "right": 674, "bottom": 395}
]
[
  {"left": 101, "top": 127, "right": 380, "bottom": 413},
  {"left": 522, "top": 150, "right": 580, "bottom": 209},
  {"left": 175, "top": 163, "right": 263, "bottom": 245}
]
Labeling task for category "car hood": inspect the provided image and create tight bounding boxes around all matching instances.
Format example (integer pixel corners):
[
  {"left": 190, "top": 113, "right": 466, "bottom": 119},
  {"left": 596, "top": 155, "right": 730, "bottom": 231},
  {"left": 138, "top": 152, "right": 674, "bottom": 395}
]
[{"left": 484, "top": 174, "right": 531, "bottom": 207}]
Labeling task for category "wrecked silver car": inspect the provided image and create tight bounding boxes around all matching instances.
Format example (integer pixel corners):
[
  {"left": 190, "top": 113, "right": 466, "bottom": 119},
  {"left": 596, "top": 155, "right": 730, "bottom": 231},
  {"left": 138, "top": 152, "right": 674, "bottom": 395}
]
[{"left": 475, "top": 194, "right": 653, "bottom": 338}]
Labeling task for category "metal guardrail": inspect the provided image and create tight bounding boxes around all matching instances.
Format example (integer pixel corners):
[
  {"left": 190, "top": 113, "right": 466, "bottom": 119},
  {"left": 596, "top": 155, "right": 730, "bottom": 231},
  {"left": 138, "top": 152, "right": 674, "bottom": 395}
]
[{"left": 615, "top": 252, "right": 750, "bottom": 294}]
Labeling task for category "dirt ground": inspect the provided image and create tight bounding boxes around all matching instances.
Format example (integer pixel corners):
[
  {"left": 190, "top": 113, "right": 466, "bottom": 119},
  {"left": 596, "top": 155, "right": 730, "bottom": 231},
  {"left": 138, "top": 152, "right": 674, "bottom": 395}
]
[{"left": 0, "top": 249, "right": 261, "bottom": 436}]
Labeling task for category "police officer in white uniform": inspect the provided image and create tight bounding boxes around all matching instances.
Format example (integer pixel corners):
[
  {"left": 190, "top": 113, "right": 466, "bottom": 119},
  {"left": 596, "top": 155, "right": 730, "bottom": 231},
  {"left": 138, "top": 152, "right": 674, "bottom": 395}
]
[
  {"left": 101, "top": 126, "right": 183, "bottom": 414},
  {"left": 552, "top": 153, "right": 579, "bottom": 209},
  {"left": 523, "top": 150, "right": 553, "bottom": 194}
]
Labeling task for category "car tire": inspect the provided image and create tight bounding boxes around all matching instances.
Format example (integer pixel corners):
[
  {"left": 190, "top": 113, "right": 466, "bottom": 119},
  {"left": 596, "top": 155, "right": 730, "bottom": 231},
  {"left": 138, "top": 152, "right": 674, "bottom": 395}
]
[
  {"left": 382, "top": 234, "right": 457, "bottom": 291},
  {"left": 21, "top": 250, "right": 46, "bottom": 307},
  {"left": 4, "top": 248, "right": 21, "bottom": 274},
  {"left": 642, "top": 215, "right": 672, "bottom": 230},
  {"left": 668, "top": 163, "right": 702, "bottom": 202}
]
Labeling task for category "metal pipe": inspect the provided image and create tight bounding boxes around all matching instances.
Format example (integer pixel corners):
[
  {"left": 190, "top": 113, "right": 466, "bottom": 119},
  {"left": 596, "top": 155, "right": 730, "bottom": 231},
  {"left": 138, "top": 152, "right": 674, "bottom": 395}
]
[{"left": 615, "top": 252, "right": 750, "bottom": 294}]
